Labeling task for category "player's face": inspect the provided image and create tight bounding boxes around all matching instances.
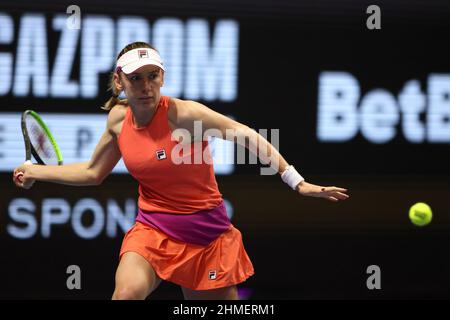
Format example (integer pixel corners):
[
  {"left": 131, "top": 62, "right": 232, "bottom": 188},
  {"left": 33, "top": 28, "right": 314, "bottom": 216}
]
[{"left": 118, "top": 65, "right": 164, "bottom": 110}]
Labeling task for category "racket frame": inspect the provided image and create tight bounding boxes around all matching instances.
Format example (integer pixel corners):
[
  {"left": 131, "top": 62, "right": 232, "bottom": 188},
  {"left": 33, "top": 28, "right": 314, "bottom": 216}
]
[{"left": 20, "top": 109, "right": 63, "bottom": 165}]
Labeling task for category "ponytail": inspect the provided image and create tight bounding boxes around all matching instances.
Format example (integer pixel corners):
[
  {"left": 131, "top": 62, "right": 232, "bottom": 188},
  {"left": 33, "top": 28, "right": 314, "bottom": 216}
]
[{"left": 102, "top": 72, "right": 128, "bottom": 111}]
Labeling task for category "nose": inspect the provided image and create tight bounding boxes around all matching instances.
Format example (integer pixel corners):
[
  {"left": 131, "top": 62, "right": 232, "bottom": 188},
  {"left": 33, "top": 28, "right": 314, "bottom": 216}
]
[{"left": 141, "top": 76, "right": 152, "bottom": 93}]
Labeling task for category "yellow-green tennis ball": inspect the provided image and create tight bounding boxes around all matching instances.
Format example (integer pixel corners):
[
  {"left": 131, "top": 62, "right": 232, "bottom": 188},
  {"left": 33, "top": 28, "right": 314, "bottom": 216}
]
[{"left": 409, "top": 202, "right": 432, "bottom": 226}]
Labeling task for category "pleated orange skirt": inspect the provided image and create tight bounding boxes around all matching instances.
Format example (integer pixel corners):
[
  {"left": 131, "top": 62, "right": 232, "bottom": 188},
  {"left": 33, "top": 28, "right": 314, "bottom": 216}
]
[{"left": 119, "top": 221, "right": 254, "bottom": 290}]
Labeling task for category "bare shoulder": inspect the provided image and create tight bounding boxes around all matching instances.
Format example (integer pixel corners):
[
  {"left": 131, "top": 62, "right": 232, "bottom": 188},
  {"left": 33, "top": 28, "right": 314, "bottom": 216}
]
[
  {"left": 167, "top": 97, "right": 243, "bottom": 134},
  {"left": 107, "top": 104, "right": 128, "bottom": 137},
  {"left": 167, "top": 97, "right": 206, "bottom": 125},
  {"left": 168, "top": 97, "right": 188, "bottom": 119}
]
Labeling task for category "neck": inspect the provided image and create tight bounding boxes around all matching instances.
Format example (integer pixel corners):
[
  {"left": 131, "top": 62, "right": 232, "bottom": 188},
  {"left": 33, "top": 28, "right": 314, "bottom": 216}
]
[{"left": 131, "top": 99, "right": 159, "bottom": 128}]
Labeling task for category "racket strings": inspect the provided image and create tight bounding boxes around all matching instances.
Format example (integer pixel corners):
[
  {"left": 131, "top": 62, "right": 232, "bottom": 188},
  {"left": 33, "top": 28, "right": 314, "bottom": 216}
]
[{"left": 25, "top": 114, "right": 59, "bottom": 165}]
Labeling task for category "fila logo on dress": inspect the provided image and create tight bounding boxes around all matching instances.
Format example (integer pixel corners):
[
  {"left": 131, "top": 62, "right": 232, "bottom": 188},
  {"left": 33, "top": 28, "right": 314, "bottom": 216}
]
[
  {"left": 208, "top": 270, "right": 217, "bottom": 280},
  {"left": 156, "top": 149, "right": 167, "bottom": 160}
]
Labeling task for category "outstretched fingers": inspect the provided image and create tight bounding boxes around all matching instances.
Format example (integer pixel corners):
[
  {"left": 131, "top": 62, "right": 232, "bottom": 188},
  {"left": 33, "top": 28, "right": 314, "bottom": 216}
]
[
  {"left": 323, "top": 186, "right": 349, "bottom": 201},
  {"left": 326, "top": 187, "right": 347, "bottom": 192},
  {"left": 327, "top": 196, "right": 339, "bottom": 202},
  {"left": 334, "top": 191, "right": 349, "bottom": 200}
]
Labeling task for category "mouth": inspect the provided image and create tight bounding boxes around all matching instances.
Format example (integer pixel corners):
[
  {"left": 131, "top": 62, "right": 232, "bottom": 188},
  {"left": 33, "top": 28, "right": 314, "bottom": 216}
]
[{"left": 139, "top": 96, "right": 153, "bottom": 101}]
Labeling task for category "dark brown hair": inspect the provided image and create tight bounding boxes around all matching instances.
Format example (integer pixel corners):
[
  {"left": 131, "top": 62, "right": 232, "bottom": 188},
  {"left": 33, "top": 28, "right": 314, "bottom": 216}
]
[{"left": 102, "top": 42, "right": 156, "bottom": 111}]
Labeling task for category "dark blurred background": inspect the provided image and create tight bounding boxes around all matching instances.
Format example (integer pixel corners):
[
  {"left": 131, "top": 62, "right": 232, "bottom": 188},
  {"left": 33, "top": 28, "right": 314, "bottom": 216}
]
[{"left": 1, "top": 0, "right": 449, "bottom": 299}]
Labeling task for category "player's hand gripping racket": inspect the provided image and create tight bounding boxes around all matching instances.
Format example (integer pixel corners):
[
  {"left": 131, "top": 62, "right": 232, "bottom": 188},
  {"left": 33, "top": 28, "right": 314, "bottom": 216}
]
[{"left": 14, "top": 110, "right": 63, "bottom": 185}]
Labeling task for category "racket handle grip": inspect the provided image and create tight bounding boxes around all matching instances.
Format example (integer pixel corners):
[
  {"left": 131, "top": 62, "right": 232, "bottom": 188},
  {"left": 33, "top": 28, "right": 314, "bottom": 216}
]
[
  {"left": 15, "top": 172, "right": 24, "bottom": 183},
  {"left": 15, "top": 161, "right": 32, "bottom": 183}
]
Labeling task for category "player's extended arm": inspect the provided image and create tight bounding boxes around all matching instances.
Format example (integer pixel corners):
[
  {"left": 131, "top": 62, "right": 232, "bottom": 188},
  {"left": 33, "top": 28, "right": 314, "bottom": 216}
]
[
  {"left": 170, "top": 98, "right": 349, "bottom": 202},
  {"left": 171, "top": 99, "right": 289, "bottom": 172},
  {"left": 13, "top": 110, "right": 122, "bottom": 188}
]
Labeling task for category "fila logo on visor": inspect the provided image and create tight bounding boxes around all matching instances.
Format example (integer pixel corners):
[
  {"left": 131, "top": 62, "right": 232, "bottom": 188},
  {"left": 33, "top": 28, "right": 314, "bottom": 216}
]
[
  {"left": 156, "top": 149, "right": 166, "bottom": 160},
  {"left": 138, "top": 49, "right": 149, "bottom": 59}
]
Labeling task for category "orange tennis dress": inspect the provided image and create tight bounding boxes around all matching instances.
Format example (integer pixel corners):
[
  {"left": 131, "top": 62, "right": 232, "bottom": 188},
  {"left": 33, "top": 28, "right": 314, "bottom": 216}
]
[{"left": 117, "top": 96, "right": 254, "bottom": 290}]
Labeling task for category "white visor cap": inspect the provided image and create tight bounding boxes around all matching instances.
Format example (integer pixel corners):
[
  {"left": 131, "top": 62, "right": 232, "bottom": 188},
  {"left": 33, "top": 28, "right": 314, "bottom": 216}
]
[{"left": 116, "top": 48, "right": 165, "bottom": 74}]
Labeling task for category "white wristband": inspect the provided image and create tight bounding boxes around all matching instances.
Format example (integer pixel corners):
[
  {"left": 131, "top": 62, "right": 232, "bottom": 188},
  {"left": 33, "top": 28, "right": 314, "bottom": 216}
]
[{"left": 281, "top": 165, "right": 305, "bottom": 190}]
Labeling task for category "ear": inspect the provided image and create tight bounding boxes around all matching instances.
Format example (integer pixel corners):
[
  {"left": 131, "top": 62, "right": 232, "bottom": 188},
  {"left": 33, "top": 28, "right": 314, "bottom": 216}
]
[{"left": 113, "top": 73, "right": 124, "bottom": 91}]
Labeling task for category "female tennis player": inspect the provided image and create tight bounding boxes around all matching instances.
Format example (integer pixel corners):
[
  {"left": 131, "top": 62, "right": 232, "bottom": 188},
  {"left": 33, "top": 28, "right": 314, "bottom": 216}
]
[{"left": 13, "top": 42, "right": 349, "bottom": 300}]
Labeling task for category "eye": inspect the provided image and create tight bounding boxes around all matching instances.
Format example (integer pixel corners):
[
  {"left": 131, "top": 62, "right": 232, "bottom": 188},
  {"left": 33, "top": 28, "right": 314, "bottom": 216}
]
[
  {"left": 129, "top": 75, "right": 141, "bottom": 81},
  {"left": 148, "top": 73, "right": 158, "bottom": 80}
]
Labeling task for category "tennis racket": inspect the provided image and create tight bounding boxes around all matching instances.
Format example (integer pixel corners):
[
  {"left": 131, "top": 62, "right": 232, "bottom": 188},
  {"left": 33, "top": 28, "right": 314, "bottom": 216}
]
[{"left": 15, "top": 110, "right": 63, "bottom": 183}]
